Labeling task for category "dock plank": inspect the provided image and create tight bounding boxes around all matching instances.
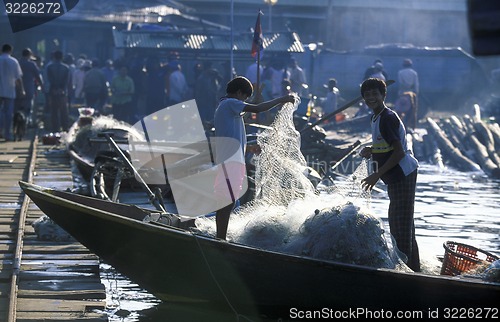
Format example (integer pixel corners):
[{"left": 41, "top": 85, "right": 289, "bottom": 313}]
[
  {"left": 19, "top": 279, "right": 105, "bottom": 294},
  {"left": 0, "top": 137, "right": 110, "bottom": 321},
  {"left": 17, "top": 298, "right": 106, "bottom": 312},
  {"left": 23, "top": 243, "right": 91, "bottom": 253},
  {"left": 16, "top": 311, "right": 108, "bottom": 321},
  {"left": 22, "top": 253, "right": 99, "bottom": 260},
  {"left": 18, "top": 291, "right": 106, "bottom": 301}
]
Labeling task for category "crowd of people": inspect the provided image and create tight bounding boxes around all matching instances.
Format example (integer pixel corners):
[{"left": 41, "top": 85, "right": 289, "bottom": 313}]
[
  {"left": 0, "top": 41, "right": 424, "bottom": 140},
  {"left": 1, "top": 46, "right": 210, "bottom": 135},
  {"left": 354, "top": 58, "right": 420, "bottom": 130}
]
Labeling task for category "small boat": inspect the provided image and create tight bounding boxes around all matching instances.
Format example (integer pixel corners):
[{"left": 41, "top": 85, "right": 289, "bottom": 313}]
[
  {"left": 20, "top": 181, "right": 500, "bottom": 318},
  {"left": 65, "top": 113, "right": 207, "bottom": 203}
]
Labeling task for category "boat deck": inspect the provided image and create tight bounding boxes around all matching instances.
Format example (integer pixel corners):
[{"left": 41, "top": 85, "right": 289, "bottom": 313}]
[{"left": 0, "top": 131, "right": 107, "bottom": 321}]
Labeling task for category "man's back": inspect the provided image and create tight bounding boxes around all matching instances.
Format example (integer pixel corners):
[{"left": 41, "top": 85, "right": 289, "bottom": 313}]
[
  {"left": 398, "top": 59, "right": 419, "bottom": 95},
  {"left": 398, "top": 67, "right": 419, "bottom": 94},
  {"left": 20, "top": 58, "right": 41, "bottom": 96},
  {"left": 84, "top": 68, "right": 106, "bottom": 93},
  {"left": 0, "top": 54, "right": 22, "bottom": 99},
  {"left": 47, "top": 62, "right": 70, "bottom": 91}
]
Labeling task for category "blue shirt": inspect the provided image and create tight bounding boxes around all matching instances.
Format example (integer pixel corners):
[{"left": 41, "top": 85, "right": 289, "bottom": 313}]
[{"left": 19, "top": 57, "right": 42, "bottom": 98}]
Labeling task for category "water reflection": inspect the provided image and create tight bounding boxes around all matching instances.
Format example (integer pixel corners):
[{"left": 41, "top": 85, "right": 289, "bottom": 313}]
[{"left": 102, "top": 163, "right": 500, "bottom": 321}]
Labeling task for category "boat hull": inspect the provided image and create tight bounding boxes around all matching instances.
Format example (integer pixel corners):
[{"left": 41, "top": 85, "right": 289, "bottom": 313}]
[{"left": 20, "top": 182, "right": 500, "bottom": 318}]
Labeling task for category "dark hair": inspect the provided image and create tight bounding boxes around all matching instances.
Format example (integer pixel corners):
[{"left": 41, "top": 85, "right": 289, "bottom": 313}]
[
  {"left": 226, "top": 76, "right": 253, "bottom": 97},
  {"left": 22, "top": 48, "right": 33, "bottom": 57},
  {"left": 328, "top": 78, "right": 337, "bottom": 88},
  {"left": 2, "top": 44, "right": 13, "bottom": 53},
  {"left": 64, "top": 53, "right": 75, "bottom": 64},
  {"left": 53, "top": 50, "right": 63, "bottom": 60},
  {"left": 360, "top": 78, "right": 387, "bottom": 97}
]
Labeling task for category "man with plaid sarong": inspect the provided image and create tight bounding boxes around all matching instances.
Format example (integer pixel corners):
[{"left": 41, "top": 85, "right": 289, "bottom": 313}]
[{"left": 359, "top": 78, "right": 420, "bottom": 272}]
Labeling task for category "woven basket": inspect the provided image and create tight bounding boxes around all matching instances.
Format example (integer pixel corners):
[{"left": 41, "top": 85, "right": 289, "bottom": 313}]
[{"left": 440, "top": 241, "right": 499, "bottom": 276}]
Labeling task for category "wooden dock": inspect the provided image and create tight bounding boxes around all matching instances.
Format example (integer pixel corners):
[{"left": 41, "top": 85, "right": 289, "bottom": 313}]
[{"left": 0, "top": 135, "right": 108, "bottom": 321}]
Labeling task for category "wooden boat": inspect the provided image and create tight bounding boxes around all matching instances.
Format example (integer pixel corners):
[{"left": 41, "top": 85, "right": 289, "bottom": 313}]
[
  {"left": 20, "top": 181, "right": 500, "bottom": 318},
  {"left": 66, "top": 116, "right": 209, "bottom": 202}
]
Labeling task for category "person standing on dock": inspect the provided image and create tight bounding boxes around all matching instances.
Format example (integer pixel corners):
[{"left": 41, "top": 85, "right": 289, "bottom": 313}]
[
  {"left": 213, "top": 76, "right": 297, "bottom": 240},
  {"left": 47, "top": 50, "right": 71, "bottom": 132},
  {"left": 110, "top": 66, "right": 135, "bottom": 124},
  {"left": 19, "top": 48, "right": 44, "bottom": 127},
  {"left": 396, "top": 59, "right": 420, "bottom": 129},
  {"left": 83, "top": 59, "right": 108, "bottom": 115},
  {"left": 397, "top": 59, "right": 419, "bottom": 96},
  {"left": 359, "top": 78, "right": 420, "bottom": 272},
  {"left": 0, "top": 43, "right": 24, "bottom": 141}
]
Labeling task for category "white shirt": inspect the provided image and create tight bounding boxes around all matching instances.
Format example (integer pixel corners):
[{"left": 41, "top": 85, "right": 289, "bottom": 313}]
[
  {"left": 0, "top": 53, "right": 23, "bottom": 99},
  {"left": 398, "top": 67, "right": 419, "bottom": 95}
]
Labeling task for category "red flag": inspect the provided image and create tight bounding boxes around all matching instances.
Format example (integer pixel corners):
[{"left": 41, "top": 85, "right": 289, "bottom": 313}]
[{"left": 251, "top": 11, "right": 263, "bottom": 58}]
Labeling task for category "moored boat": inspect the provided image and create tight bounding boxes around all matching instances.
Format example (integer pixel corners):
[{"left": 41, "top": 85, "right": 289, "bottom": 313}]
[{"left": 20, "top": 181, "right": 500, "bottom": 319}]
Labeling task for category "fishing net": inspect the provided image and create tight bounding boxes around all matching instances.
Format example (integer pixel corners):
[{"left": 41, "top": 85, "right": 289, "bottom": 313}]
[
  {"left": 195, "top": 101, "right": 411, "bottom": 271},
  {"left": 65, "top": 116, "right": 145, "bottom": 162}
]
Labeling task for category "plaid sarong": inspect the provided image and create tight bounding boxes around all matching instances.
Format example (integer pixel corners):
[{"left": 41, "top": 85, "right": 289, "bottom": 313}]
[{"left": 387, "top": 169, "right": 420, "bottom": 272}]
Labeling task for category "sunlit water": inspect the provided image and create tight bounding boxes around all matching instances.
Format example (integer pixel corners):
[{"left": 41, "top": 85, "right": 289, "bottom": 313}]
[{"left": 101, "top": 162, "right": 500, "bottom": 321}]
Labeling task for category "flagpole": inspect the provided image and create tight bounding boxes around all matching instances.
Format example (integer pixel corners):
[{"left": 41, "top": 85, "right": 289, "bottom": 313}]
[
  {"left": 251, "top": 10, "right": 263, "bottom": 101},
  {"left": 230, "top": 0, "right": 234, "bottom": 81},
  {"left": 256, "top": 40, "right": 261, "bottom": 97}
]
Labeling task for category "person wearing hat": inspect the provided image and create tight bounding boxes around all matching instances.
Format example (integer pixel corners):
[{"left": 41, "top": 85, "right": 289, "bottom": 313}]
[
  {"left": 370, "top": 62, "right": 386, "bottom": 81},
  {"left": 363, "top": 59, "right": 389, "bottom": 81},
  {"left": 397, "top": 58, "right": 420, "bottom": 128},
  {"left": 397, "top": 58, "right": 419, "bottom": 96},
  {"left": 19, "top": 48, "right": 44, "bottom": 126}
]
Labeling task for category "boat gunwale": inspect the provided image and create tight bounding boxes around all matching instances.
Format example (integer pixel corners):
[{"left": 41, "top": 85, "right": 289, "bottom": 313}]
[{"left": 20, "top": 181, "right": 500, "bottom": 290}]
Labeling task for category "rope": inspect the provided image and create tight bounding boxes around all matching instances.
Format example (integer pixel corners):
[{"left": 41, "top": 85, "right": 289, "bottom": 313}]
[{"left": 193, "top": 235, "right": 256, "bottom": 322}]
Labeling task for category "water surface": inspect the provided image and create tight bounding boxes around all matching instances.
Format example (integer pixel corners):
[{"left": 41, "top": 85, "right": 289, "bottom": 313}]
[{"left": 102, "top": 162, "right": 500, "bottom": 321}]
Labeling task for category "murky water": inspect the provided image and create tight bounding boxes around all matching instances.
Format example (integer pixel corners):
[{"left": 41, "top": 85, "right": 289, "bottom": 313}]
[
  {"left": 101, "top": 162, "right": 500, "bottom": 321},
  {"left": 371, "top": 163, "right": 500, "bottom": 273}
]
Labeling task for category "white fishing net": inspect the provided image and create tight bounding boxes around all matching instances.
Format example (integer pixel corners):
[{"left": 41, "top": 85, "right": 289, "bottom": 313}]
[
  {"left": 65, "top": 115, "right": 145, "bottom": 161},
  {"left": 195, "top": 101, "right": 411, "bottom": 271}
]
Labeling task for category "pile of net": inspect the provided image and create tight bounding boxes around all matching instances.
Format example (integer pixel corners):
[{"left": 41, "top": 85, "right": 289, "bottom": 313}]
[
  {"left": 195, "top": 101, "right": 411, "bottom": 271},
  {"left": 32, "top": 215, "right": 74, "bottom": 242},
  {"left": 64, "top": 115, "right": 145, "bottom": 161}
]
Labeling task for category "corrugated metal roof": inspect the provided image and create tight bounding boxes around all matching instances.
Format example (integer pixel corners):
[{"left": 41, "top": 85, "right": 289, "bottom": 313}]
[
  {"left": 58, "top": 1, "right": 229, "bottom": 30},
  {"left": 113, "top": 29, "right": 305, "bottom": 53}
]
